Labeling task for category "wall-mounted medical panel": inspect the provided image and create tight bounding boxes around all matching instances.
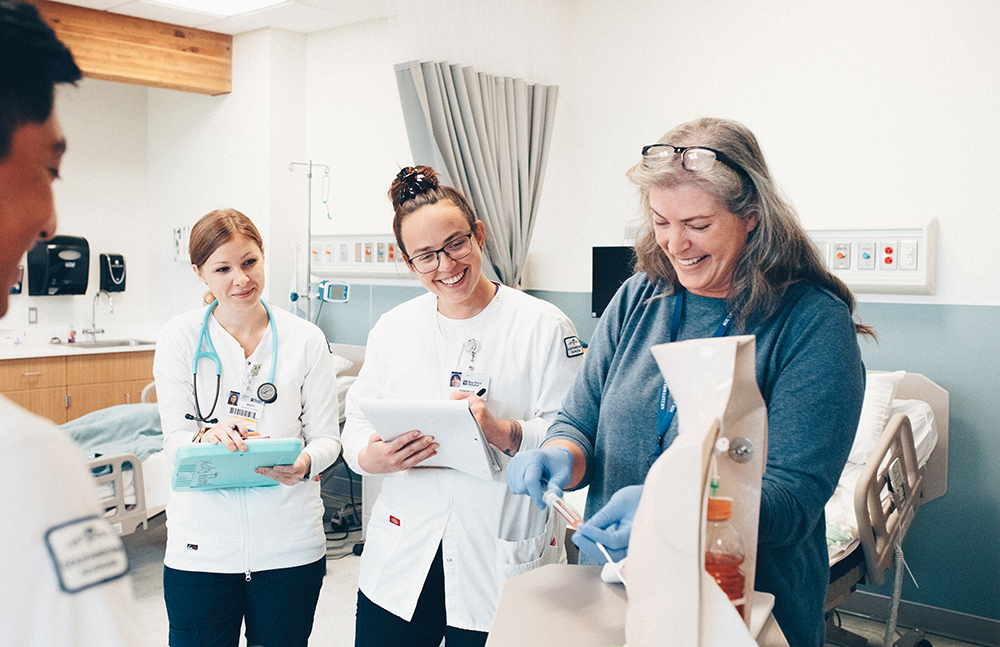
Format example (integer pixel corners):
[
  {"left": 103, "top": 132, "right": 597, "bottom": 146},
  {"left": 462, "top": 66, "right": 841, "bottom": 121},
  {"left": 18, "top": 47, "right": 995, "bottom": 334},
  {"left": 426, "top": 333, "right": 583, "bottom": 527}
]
[
  {"left": 807, "top": 220, "right": 937, "bottom": 295},
  {"left": 310, "top": 234, "right": 416, "bottom": 282}
]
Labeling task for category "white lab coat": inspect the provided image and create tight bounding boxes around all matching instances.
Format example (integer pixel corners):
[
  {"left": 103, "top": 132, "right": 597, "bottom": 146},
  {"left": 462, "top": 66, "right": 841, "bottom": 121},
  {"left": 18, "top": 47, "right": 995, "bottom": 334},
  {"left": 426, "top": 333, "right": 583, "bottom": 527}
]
[
  {"left": 342, "top": 285, "right": 585, "bottom": 632},
  {"left": 0, "top": 396, "right": 149, "bottom": 647},
  {"left": 154, "top": 302, "right": 341, "bottom": 574}
]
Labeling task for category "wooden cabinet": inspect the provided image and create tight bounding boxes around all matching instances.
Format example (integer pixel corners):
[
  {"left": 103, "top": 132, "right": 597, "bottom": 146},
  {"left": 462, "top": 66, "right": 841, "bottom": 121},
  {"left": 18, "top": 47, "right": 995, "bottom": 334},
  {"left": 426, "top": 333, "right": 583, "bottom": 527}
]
[{"left": 0, "top": 350, "right": 154, "bottom": 423}]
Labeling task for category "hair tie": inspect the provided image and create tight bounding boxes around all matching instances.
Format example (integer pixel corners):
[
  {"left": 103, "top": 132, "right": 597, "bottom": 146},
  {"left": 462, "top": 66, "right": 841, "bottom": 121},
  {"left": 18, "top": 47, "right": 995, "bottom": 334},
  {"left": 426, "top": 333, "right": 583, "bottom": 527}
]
[{"left": 396, "top": 166, "right": 431, "bottom": 204}]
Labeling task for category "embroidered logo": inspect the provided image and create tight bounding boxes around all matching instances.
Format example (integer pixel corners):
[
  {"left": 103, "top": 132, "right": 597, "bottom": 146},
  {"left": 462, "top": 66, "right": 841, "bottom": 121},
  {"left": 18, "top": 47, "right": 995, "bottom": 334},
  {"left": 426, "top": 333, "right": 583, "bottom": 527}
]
[
  {"left": 187, "top": 544, "right": 199, "bottom": 551},
  {"left": 45, "top": 515, "right": 129, "bottom": 593},
  {"left": 564, "top": 336, "right": 584, "bottom": 358},
  {"left": 389, "top": 515, "right": 400, "bottom": 526}
]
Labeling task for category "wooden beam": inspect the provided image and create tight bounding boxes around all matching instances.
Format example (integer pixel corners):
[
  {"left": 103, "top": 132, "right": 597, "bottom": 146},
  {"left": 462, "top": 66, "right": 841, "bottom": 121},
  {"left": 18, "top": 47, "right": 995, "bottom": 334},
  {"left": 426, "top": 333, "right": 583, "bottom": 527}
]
[{"left": 25, "top": 0, "right": 232, "bottom": 96}]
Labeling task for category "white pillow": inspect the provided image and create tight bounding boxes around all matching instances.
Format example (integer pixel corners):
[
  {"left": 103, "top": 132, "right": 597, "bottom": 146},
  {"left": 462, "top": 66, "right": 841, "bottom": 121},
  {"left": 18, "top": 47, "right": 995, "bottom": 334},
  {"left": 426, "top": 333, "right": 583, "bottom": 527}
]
[
  {"left": 887, "top": 398, "right": 937, "bottom": 468},
  {"left": 847, "top": 370, "right": 905, "bottom": 465},
  {"left": 337, "top": 375, "right": 356, "bottom": 423},
  {"left": 329, "top": 352, "right": 355, "bottom": 378}
]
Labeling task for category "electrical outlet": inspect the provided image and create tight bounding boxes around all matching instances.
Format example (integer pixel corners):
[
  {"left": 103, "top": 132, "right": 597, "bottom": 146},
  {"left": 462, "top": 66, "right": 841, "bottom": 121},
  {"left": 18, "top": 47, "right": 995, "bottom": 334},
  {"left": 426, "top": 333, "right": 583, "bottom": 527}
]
[
  {"left": 899, "top": 240, "right": 918, "bottom": 270},
  {"left": 879, "top": 241, "right": 898, "bottom": 270}
]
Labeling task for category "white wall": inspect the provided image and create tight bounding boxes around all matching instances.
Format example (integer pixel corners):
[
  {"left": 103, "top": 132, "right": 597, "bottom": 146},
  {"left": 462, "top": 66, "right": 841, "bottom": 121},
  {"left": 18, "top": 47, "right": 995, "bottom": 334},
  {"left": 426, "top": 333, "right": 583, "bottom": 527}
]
[
  {"left": 305, "top": 19, "right": 411, "bottom": 239},
  {"left": 527, "top": 0, "right": 1000, "bottom": 307},
  {"left": 146, "top": 28, "right": 307, "bottom": 325},
  {"left": 9, "top": 0, "right": 999, "bottom": 345},
  {"left": 4, "top": 79, "right": 151, "bottom": 343}
]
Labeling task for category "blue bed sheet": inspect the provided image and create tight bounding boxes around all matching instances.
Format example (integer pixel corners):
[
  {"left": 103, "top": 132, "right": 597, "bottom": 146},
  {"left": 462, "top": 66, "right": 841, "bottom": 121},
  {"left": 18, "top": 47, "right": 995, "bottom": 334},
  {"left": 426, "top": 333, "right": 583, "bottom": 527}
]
[{"left": 59, "top": 403, "right": 162, "bottom": 462}]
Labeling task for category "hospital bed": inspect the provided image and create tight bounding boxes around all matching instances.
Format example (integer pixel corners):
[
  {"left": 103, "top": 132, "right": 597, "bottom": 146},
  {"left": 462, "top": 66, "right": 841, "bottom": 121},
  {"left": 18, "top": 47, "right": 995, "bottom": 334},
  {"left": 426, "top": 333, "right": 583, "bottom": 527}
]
[
  {"left": 65, "top": 344, "right": 366, "bottom": 537},
  {"left": 59, "top": 390, "right": 171, "bottom": 536},
  {"left": 825, "top": 371, "right": 949, "bottom": 647}
]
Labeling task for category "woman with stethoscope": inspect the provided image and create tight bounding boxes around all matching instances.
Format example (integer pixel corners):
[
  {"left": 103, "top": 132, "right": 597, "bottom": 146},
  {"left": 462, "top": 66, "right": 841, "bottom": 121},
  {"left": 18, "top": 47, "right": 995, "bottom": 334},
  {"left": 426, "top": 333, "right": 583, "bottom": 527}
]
[
  {"left": 153, "top": 208, "right": 341, "bottom": 647},
  {"left": 341, "top": 167, "right": 585, "bottom": 647}
]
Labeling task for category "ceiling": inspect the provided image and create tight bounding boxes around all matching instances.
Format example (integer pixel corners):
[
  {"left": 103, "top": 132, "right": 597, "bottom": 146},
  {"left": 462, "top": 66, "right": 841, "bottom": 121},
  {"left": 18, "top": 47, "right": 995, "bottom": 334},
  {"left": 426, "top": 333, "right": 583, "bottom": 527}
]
[{"left": 56, "top": 0, "right": 394, "bottom": 35}]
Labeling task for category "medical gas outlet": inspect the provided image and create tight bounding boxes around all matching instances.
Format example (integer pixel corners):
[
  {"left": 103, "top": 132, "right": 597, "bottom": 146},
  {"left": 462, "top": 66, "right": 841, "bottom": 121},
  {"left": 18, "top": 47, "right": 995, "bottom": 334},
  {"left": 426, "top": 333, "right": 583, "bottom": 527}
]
[{"left": 807, "top": 220, "right": 937, "bottom": 295}]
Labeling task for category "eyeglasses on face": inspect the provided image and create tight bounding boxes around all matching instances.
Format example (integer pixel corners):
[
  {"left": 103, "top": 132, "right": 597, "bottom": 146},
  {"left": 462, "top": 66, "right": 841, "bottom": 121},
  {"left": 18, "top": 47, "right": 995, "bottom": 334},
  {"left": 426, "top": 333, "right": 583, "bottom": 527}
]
[
  {"left": 641, "top": 144, "right": 750, "bottom": 182},
  {"left": 407, "top": 232, "right": 475, "bottom": 274}
]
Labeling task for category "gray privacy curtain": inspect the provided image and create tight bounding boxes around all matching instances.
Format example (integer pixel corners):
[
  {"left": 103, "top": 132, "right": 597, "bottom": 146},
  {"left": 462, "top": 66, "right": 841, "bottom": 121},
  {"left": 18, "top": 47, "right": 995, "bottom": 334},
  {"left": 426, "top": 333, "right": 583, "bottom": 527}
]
[{"left": 394, "top": 60, "right": 558, "bottom": 288}]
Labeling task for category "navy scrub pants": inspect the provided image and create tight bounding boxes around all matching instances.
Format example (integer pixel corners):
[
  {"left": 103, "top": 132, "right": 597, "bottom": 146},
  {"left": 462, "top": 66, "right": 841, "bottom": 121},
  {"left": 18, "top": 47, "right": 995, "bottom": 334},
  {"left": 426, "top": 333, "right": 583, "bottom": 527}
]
[
  {"left": 354, "top": 544, "right": 488, "bottom": 647},
  {"left": 164, "top": 557, "right": 326, "bottom": 647}
]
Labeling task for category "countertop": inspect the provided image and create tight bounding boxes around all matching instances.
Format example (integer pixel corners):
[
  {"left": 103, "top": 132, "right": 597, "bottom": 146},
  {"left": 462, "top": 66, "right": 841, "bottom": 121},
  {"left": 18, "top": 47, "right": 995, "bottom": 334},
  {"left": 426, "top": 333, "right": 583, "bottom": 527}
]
[{"left": 0, "top": 341, "right": 156, "bottom": 360}]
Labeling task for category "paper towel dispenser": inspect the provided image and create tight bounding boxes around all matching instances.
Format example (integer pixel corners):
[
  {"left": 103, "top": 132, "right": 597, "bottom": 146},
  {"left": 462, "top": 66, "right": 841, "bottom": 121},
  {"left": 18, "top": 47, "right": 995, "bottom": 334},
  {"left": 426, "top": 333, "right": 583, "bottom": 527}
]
[{"left": 27, "top": 235, "right": 90, "bottom": 296}]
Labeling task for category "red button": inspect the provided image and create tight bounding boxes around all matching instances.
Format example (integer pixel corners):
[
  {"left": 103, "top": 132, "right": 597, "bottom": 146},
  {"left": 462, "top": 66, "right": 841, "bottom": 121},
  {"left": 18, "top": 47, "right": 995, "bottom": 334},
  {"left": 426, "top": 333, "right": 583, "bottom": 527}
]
[
  {"left": 884, "top": 246, "right": 893, "bottom": 254},
  {"left": 884, "top": 257, "right": 893, "bottom": 264},
  {"left": 837, "top": 252, "right": 846, "bottom": 259}
]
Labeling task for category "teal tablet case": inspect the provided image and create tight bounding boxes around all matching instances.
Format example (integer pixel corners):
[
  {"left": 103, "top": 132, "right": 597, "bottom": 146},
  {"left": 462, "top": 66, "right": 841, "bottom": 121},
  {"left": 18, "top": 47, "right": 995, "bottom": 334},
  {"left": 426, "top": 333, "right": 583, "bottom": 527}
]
[{"left": 172, "top": 438, "right": 304, "bottom": 491}]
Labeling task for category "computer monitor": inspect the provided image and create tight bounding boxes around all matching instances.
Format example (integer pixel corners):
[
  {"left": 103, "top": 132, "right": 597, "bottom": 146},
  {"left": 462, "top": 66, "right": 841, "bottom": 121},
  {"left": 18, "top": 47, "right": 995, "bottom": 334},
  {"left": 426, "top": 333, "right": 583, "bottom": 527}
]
[{"left": 592, "top": 246, "right": 637, "bottom": 318}]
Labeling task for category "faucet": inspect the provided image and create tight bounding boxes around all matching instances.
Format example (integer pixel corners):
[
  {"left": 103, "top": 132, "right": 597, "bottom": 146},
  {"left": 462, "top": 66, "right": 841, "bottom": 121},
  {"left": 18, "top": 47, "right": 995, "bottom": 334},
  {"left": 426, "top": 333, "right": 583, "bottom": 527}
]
[{"left": 84, "top": 290, "right": 113, "bottom": 341}]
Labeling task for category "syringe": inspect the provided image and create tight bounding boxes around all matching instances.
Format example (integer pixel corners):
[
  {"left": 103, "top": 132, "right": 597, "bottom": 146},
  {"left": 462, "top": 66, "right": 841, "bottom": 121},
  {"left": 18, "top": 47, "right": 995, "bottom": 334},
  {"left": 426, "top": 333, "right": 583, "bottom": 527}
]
[{"left": 543, "top": 490, "right": 626, "bottom": 585}]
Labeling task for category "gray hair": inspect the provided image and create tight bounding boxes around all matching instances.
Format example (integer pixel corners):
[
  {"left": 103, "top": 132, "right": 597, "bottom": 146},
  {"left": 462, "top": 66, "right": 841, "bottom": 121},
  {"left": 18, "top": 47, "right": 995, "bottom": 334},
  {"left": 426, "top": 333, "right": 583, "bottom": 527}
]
[{"left": 627, "top": 117, "right": 872, "bottom": 336}]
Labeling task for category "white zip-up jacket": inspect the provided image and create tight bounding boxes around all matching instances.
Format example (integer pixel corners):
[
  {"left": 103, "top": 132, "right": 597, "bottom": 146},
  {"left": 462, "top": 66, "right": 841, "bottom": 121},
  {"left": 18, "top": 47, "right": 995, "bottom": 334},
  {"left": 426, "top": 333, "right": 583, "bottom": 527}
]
[
  {"left": 155, "top": 302, "right": 341, "bottom": 574},
  {"left": 342, "top": 285, "right": 585, "bottom": 631}
]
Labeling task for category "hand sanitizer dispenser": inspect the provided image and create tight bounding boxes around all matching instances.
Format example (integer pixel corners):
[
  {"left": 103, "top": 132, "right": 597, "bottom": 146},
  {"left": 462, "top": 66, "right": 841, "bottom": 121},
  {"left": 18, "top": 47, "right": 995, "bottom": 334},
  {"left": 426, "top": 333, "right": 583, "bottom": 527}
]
[{"left": 27, "top": 235, "right": 90, "bottom": 296}]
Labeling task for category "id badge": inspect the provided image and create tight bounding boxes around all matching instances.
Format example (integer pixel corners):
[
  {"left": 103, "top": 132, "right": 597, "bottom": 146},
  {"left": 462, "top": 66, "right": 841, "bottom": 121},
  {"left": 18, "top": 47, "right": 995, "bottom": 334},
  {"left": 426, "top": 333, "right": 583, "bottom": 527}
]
[
  {"left": 227, "top": 391, "right": 264, "bottom": 433},
  {"left": 448, "top": 371, "right": 491, "bottom": 401}
]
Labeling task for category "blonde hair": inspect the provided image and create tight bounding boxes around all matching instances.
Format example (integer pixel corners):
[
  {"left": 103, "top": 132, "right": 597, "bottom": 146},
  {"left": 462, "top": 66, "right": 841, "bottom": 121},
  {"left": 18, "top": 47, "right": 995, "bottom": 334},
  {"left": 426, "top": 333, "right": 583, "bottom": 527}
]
[{"left": 189, "top": 208, "right": 264, "bottom": 305}]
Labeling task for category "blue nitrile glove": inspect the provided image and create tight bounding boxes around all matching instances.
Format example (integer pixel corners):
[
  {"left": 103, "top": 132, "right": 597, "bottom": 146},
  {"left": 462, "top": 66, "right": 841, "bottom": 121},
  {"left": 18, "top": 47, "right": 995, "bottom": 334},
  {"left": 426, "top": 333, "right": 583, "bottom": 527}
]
[
  {"left": 572, "top": 484, "right": 644, "bottom": 563},
  {"left": 506, "top": 446, "right": 574, "bottom": 509}
]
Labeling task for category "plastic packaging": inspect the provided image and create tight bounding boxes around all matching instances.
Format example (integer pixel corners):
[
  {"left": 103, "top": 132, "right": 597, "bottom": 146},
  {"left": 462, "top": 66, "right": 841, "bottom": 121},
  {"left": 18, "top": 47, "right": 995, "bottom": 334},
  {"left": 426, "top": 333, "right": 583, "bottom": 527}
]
[{"left": 705, "top": 497, "right": 746, "bottom": 618}]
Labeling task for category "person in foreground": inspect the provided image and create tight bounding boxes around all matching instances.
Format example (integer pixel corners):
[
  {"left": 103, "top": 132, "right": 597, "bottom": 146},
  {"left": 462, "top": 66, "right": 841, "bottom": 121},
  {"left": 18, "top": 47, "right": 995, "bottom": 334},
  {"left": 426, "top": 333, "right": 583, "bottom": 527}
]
[
  {"left": 153, "top": 208, "right": 341, "bottom": 646},
  {"left": 508, "top": 117, "right": 871, "bottom": 646},
  {"left": 0, "top": 2, "right": 150, "bottom": 644},
  {"left": 341, "top": 166, "right": 585, "bottom": 646}
]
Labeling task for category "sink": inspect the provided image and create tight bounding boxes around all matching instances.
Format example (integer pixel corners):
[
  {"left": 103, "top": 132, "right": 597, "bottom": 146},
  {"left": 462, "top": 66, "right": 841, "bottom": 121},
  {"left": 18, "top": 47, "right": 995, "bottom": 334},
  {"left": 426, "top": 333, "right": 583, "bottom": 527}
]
[{"left": 66, "top": 338, "right": 156, "bottom": 349}]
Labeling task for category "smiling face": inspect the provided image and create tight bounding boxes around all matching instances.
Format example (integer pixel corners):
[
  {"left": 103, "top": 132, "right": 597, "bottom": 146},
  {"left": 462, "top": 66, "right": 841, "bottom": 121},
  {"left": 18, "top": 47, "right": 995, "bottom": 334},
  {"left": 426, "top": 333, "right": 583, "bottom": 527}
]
[
  {"left": 399, "top": 200, "right": 495, "bottom": 319},
  {"left": 650, "top": 184, "right": 758, "bottom": 299},
  {"left": 0, "top": 112, "right": 65, "bottom": 317},
  {"left": 194, "top": 235, "right": 265, "bottom": 315}
]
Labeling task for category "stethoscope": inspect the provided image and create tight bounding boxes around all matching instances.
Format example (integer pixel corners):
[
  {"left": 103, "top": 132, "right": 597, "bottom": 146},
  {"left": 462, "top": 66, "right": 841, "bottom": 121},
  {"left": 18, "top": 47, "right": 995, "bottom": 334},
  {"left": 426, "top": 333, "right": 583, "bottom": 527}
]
[{"left": 185, "top": 299, "right": 279, "bottom": 425}]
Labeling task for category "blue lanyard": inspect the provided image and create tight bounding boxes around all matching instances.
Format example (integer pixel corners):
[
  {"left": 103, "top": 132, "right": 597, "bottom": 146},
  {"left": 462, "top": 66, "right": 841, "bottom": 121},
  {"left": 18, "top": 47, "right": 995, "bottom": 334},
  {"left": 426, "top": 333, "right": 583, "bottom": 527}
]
[{"left": 650, "top": 291, "right": 732, "bottom": 465}]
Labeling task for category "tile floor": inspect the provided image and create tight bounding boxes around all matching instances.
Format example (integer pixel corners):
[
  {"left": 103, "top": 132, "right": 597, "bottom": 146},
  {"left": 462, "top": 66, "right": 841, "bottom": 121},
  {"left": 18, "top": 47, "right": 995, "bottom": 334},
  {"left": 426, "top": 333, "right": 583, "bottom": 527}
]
[{"left": 123, "top": 513, "right": 985, "bottom": 647}]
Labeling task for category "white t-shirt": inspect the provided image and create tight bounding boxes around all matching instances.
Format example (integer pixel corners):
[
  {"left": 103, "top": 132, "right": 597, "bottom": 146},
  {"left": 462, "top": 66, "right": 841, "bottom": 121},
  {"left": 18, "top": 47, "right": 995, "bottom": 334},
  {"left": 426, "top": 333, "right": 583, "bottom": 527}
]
[{"left": 0, "top": 395, "right": 146, "bottom": 647}]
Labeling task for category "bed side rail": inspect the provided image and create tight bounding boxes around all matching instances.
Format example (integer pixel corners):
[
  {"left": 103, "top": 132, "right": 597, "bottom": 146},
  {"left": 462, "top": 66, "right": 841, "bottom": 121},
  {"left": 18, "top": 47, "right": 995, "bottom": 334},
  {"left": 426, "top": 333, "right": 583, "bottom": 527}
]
[
  {"left": 88, "top": 452, "right": 148, "bottom": 537},
  {"left": 853, "top": 413, "right": 924, "bottom": 587}
]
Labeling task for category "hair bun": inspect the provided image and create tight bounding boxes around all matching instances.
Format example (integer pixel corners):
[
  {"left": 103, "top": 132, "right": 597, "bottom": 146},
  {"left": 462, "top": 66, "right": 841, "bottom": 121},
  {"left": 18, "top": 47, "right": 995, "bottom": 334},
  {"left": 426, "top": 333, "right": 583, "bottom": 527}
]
[{"left": 390, "top": 165, "right": 440, "bottom": 207}]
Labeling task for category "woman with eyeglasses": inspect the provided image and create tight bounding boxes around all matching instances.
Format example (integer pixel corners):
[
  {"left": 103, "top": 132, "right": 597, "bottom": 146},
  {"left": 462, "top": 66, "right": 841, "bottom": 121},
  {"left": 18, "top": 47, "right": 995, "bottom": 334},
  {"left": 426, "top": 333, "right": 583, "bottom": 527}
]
[
  {"left": 341, "top": 166, "right": 585, "bottom": 647},
  {"left": 508, "top": 118, "right": 873, "bottom": 646}
]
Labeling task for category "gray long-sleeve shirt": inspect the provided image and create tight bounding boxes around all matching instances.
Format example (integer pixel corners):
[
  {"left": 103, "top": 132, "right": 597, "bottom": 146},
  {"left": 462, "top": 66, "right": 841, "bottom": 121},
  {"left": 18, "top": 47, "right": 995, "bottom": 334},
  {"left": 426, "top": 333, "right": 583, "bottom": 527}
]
[{"left": 547, "top": 273, "right": 864, "bottom": 647}]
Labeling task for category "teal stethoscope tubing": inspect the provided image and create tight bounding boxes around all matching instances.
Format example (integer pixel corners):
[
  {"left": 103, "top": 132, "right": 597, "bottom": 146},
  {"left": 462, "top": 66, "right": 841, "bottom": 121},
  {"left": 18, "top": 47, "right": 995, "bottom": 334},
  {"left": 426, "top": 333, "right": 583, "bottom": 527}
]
[{"left": 190, "top": 299, "right": 278, "bottom": 424}]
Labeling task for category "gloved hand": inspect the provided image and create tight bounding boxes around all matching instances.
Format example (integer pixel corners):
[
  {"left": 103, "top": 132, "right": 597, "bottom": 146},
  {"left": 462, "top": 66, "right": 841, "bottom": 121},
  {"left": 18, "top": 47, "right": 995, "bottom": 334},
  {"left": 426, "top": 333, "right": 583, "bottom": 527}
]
[
  {"left": 572, "top": 484, "right": 644, "bottom": 563},
  {"left": 506, "top": 446, "right": 574, "bottom": 509}
]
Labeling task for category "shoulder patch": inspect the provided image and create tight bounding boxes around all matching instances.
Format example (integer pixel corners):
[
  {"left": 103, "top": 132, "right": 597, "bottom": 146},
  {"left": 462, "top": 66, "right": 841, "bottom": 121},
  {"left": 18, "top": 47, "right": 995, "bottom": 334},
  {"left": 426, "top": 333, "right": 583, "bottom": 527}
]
[
  {"left": 45, "top": 515, "right": 129, "bottom": 593},
  {"left": 564, "top": 336, "right": 584, "bottom": 358}
]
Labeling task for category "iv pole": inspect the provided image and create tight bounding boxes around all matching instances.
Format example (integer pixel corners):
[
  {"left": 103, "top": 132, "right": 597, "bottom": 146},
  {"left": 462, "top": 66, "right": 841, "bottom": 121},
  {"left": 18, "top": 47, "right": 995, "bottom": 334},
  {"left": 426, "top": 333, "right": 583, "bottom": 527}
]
[{"left": 289, "top": 160, "right": 329, "bottom": 321}]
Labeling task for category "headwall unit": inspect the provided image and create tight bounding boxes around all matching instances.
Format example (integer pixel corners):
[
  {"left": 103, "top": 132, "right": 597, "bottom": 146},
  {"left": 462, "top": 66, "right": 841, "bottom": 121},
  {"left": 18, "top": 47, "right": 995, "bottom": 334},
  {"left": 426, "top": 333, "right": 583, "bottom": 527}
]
[{"left": 807, "top": 220, "right": 937, "bottom": 295}]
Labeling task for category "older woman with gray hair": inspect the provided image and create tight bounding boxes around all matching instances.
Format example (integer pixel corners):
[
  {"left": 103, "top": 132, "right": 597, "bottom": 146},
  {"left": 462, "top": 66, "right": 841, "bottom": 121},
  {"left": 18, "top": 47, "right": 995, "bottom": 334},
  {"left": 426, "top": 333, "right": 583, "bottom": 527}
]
[{"left": 508, "top": 117, "right": 872, "bottom": 646}]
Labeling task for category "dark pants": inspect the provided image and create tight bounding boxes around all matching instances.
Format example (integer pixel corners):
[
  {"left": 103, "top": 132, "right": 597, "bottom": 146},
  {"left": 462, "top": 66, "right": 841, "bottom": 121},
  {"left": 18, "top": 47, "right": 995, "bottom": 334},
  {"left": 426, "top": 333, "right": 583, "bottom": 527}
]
[
  {"left": 164, "top": 557, "right": 326, "bottom": 647},
  {"left": 355, "top": 544, "right": 488, "bottom": 647}
]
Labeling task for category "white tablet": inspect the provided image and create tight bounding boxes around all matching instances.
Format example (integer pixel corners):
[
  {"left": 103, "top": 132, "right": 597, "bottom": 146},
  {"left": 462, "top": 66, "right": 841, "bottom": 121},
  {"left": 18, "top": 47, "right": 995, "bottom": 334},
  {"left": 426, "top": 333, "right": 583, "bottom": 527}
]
[{"left": 358, "top": 399, "right": 501, "bottom": 481}]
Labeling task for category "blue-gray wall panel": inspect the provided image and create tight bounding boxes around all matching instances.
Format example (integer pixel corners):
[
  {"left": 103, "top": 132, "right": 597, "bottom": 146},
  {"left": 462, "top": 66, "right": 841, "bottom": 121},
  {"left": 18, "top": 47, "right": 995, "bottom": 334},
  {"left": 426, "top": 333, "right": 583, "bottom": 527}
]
[{"left": 318, "top": 285, "right": 999, "bottom": 620}]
